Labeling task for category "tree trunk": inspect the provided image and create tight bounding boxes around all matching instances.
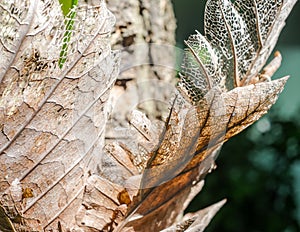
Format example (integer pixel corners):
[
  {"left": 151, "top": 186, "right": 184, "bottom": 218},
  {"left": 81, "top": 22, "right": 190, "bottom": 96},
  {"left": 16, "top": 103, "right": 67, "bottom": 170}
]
[{"left": 105, "top": 0, "right": 177, "bottom": 138}]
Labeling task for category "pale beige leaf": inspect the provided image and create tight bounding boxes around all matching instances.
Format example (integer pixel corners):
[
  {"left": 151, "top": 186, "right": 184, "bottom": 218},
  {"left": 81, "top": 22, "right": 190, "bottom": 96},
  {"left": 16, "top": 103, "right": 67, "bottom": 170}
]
[{"left": 0, "top": 0, "right": 120, "bottom": 231}]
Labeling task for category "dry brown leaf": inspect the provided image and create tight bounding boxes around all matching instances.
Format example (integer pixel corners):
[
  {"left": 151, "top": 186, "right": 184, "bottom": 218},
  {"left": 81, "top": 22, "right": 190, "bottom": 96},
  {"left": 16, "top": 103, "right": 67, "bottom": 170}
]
[
  {"left": 116, "top": 0, "right": 297, "bottom": 231},
  {"left": 0, "top": 0, "right": 120, "bottom": 231}
]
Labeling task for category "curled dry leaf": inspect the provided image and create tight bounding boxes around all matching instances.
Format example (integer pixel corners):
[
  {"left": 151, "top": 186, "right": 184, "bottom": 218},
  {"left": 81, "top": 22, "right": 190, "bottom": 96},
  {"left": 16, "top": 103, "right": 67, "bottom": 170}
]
[
  {"left": 115, "top": 0, "right": 297, "bottom": 231},
  {"left": 0, "top": 0, "right": 120, "bottom": 231}
]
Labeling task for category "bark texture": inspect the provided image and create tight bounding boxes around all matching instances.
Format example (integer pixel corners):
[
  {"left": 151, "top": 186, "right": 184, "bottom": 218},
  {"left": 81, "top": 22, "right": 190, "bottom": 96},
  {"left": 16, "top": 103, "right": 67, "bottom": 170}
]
[{"left": 105, "top": 0, "right": 177, "bottom": 140}]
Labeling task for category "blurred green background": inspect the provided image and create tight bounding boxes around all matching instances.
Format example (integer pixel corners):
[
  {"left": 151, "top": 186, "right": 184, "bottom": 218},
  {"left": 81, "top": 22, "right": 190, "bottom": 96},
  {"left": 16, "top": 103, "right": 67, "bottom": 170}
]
[{"left": 172, "top": 1, "right": 300, "bottom": 231}]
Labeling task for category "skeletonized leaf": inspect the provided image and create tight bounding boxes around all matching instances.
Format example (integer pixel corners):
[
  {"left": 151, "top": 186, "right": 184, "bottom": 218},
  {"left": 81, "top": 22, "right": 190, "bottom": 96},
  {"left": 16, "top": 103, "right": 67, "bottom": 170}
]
[
  {"left": 185, "top": 76, "right": 288, "bottom": 172},
  {"left": 203, "top": 0, "right": 297, "bottom": 87},
  {"left": 244, "top": 0, "right": 297, "bottom": 83},
  {"left": 119, "top": 76, "right": 287, "bottom": 231},
  {"left": 118, "top": 0, "right": 296, "bottom": 231},
  {"left": 178, "top": 31, "right": 221, "bottom": 101}
]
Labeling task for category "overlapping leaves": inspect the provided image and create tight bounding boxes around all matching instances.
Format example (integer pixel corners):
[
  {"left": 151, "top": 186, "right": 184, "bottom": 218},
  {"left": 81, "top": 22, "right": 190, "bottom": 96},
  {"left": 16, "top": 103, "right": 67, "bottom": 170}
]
[
  {"left": 0, "top": 0, "right": 297, "bottom": 231},
  {"left": 117, "top": 0, "right": 297, "bottom": 231}
]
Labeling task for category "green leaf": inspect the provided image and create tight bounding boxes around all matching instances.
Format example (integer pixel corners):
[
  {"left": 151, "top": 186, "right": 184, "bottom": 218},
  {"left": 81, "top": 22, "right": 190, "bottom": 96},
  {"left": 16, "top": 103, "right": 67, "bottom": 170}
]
[
  {"left": 59, "top": 0, "right": 75, "bottom": 16},
  {"left": 58, "top": 0, "right": 78, "bottom": 69}
]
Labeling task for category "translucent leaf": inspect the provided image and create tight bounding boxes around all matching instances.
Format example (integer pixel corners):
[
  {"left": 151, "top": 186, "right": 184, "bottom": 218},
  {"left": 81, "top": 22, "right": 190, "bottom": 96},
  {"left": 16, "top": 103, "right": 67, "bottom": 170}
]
[
  {"left": 117, "top": 76, "right": 287, "bottom": 231},
  {"left": 179, "top": 31, "right": 221, "bottom": 101},
  {"left": 190, "top": 0, "right": 298, "bottom": 91},
  {"left": 116, "top": 0, "right": 296, "bottom": 231}
]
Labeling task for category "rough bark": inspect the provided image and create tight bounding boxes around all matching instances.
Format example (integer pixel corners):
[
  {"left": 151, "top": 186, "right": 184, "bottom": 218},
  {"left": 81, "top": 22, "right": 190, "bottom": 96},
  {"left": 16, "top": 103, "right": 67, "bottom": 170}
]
[{"left": 105, "top": 0, "right": 177, "bottom": 141}]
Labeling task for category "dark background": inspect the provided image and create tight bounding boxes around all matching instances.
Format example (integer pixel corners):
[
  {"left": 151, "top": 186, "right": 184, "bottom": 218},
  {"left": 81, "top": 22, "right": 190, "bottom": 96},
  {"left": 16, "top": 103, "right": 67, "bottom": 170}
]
[{"left": 171, "top": 1, "right": 300, "bottom": 231}]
